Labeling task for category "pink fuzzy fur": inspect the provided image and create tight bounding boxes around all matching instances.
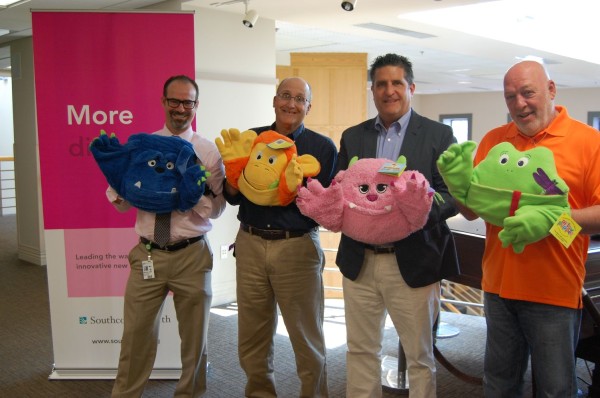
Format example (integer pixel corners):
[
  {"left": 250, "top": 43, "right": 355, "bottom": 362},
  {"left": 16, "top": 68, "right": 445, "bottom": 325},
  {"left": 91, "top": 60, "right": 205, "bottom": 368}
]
[{"left": 297, "top": 158, "right": 433, "bottom": 245}]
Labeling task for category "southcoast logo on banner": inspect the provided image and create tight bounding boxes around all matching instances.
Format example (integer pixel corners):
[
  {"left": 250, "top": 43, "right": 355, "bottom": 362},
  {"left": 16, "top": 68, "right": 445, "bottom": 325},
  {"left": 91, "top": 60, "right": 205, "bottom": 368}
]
[
  {"left": 78, "top": 314, "right": 172, "bottom": 325},
  {"left": 79, "top": 315, "right": 124, "bottom": 325},
  {"left": 32, "top": 10, "right": 195, "bottom": 379}
]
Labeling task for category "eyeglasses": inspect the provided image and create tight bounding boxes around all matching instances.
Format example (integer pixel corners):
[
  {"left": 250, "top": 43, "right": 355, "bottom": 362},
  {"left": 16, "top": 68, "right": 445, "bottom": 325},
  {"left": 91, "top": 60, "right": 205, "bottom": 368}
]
[
  {"left": 277, "top": 92, "right": 309, "bottom": 105},
  {"left": 166, "top": 98, "right": 197, "bottom": 109}
]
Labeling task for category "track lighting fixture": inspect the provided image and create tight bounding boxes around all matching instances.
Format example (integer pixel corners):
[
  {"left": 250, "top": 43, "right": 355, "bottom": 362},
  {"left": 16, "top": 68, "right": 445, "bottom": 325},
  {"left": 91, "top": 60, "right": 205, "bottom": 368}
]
[
  {"left": 341, "top": 0, "right": 357, "bottom": 11},
  {"left": 242, "top": 0, "right": 258, "bottom": 28}
]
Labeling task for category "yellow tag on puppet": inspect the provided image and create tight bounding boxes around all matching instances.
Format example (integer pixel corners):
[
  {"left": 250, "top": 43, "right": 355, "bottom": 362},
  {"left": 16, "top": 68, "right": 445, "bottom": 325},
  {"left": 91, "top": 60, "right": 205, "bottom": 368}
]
[
  {"left": 378, "top": 161, "right": 406, "bottom": 176},
  {"left": 549, "top": 213, "right": 581, "bottom": 248},
  {"left": 267, "top": 139, "right": 293, "bottom": 149}
]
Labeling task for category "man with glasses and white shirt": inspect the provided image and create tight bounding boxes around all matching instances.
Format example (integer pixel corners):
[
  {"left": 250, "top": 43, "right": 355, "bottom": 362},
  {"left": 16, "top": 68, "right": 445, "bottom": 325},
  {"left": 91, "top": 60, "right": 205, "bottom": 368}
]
[
  {"left": 109, "top": 75, "right": 225, "bottom": 397},
  {"left": 223, "top": 77, "right": 338, "bottom": 397}
]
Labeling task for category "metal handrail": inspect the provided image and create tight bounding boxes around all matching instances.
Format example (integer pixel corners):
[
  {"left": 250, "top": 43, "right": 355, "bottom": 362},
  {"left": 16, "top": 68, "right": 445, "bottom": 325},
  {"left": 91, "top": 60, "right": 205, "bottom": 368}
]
[
  {"left": 0, "top": 156, "right": 16, "bottom": 215},
  {"left": 441, "top": 298, "right": 484, "bottom": 308}
]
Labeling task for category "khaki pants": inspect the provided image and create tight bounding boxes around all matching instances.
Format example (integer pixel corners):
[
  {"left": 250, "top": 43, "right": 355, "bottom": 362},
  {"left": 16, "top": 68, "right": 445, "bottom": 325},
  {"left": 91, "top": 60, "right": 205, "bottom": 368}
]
[
  {"left": 112, "top": 239, "right": 213, "bottom": 398},
  {"left": 343, "top": 250, "right": 439, "bottom": 398},
  {"left": 235, "top": 228, "right": 329, "bottom": 398}
]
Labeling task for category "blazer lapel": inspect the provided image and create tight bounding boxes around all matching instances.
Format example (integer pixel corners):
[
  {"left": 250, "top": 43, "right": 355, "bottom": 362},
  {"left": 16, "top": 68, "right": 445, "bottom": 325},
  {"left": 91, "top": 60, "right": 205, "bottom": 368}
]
[
  {"left": 399, "top": 111, "right": 420, "bottom": 156},
  {"left": 362, "top": 119, "right": 379, "bottom": 158}
]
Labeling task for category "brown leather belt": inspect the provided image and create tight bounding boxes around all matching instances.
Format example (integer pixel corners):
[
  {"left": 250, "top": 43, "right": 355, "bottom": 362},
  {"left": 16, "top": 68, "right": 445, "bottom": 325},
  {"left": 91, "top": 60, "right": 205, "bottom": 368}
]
[
  {"left": 364, "top": 244, "right": 395, "bottom": 254},
  {"left": 240, "top": 223, "right": 310, "bottom": 240},
  {"left": 140, "top": 236, "right": 203, "bottom": 252}
]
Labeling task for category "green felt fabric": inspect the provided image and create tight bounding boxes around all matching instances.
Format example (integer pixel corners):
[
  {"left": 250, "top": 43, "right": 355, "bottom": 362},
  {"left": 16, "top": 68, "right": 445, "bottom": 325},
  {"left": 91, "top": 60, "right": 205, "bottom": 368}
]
[{"left": 437, "top": 141, "right": 570, "bottom": 253}]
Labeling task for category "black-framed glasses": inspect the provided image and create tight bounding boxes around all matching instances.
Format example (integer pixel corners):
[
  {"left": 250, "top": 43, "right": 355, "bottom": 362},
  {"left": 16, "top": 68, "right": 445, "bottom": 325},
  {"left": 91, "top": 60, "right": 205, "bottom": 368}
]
[
  {"left": 277, "top": 92, "right": 308, "bottom": 105},
  {"left": 166, "top": 98, "right": 197, "bottom": 109}
]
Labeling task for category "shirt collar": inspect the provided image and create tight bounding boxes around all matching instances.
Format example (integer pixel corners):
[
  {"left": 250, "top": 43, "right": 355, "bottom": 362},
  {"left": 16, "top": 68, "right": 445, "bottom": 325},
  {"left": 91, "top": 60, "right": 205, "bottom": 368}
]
[
  {"left": 507, "top": 105, "right": 568, "bottom": 141},
  {"left": 156, "top": 125, "right": 195, "bottom": 141},
  {"left": 272, "top": 122, "right": 304, "bottom": 140},
  {"left": 543, "top": 105, "right": 569, "bottom": 138},
  {"left": 375, "top": 109, "right": 412, "bottom": 134}
]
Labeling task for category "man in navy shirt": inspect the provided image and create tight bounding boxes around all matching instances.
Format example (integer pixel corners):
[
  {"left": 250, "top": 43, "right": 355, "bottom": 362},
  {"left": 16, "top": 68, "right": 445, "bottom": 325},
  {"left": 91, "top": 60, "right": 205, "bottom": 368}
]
[{"left": 224, "top": 77, "right": 337, "bottom": 398}]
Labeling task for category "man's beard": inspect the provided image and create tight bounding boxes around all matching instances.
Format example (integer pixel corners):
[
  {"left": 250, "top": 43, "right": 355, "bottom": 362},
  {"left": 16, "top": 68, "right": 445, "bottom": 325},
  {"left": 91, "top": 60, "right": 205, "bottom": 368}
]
[{"left": 170, "top": 111, "right": 190, "bottom": 130}]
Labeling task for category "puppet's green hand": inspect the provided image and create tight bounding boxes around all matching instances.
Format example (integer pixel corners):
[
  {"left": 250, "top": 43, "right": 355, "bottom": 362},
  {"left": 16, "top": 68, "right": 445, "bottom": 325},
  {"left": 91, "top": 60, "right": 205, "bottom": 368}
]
[
  {"left": 436, "top": 141, "right": 477, "bottom": 204},
  {"left": 499, "top": 204, "right": 570, "bottom": 253}
]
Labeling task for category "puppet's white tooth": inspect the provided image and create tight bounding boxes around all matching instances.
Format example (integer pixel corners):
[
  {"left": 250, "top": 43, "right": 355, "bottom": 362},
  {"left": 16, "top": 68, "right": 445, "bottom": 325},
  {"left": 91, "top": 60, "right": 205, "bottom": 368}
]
[
  {"left": 349, "top": 202, "right": 356, "bottom": 208},
  {"left": 134, "top": 181, "right": 141, "bottom": 188},
  {"left": 385, "top": 205, "right": 392, "bottom": 211}
]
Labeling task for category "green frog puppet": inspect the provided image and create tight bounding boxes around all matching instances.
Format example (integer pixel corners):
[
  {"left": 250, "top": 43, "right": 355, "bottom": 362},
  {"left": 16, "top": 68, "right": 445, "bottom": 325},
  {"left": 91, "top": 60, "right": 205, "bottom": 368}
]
[{"left": 437, "top": 141, "right": 570, "bottom": 253}]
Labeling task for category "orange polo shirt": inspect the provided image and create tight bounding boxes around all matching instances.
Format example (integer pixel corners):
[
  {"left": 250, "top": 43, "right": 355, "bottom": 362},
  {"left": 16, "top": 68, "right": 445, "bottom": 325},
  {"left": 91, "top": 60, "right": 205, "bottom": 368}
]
[{"left": 474, "top": 106, "right": 600, "bottom": 309}]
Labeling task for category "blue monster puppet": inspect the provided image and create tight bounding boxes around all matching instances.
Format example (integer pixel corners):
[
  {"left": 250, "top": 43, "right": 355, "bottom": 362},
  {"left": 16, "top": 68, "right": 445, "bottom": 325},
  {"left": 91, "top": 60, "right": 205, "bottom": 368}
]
[{"left": 90, "top": 130, "right": 210, "bottom": 213}]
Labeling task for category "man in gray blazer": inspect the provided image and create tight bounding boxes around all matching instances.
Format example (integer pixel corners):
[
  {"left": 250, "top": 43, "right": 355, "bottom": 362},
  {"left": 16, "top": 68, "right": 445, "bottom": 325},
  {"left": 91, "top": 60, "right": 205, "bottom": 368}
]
[{"left": 337, "top": 53, "right": 459, "bottom": 398}]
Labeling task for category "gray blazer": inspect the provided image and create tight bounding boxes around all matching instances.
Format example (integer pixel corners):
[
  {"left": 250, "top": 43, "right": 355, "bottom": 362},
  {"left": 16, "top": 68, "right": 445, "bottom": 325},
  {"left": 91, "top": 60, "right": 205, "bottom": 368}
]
[{"left": 335, "top": 111, "right": 460, "bottom": 288}]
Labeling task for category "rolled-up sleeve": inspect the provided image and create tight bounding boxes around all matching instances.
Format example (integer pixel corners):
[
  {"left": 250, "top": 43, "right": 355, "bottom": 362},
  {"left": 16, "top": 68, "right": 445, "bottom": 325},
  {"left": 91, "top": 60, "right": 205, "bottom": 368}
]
[
  {"left": 106, "top": 186, "right": 131, "bottom": 213},
  {"left": 192, "top": 136, "right": 226, "bottom": 219}
]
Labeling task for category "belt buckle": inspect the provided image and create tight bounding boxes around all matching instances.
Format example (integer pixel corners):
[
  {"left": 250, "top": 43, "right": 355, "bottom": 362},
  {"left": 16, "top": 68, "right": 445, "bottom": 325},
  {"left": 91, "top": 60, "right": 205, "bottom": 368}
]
[
  {"left": 262, "top": 229, "right": 282, "bottom": 240},
  {"left": 243, "top": 224, "right": 304, "bottom": 241},
  {"left": 366, "top": 244, "right": 394, "bottom": 254},
  {"left": 160, "top": 237, "right": 195, "bottom": 251}
]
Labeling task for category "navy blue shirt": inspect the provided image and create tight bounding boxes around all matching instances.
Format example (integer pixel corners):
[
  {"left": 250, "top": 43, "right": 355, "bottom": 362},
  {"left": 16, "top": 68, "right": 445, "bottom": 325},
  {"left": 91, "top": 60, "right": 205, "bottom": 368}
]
[{"left": 224, "top": 123, "right": 338, "bottom": 231}]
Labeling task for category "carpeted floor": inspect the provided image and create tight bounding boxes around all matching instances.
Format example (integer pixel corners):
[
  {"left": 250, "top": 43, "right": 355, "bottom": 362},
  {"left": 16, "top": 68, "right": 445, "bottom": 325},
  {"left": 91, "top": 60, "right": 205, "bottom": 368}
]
[{"left": 0, "top": 214, "right": 596, "bottom": 397}]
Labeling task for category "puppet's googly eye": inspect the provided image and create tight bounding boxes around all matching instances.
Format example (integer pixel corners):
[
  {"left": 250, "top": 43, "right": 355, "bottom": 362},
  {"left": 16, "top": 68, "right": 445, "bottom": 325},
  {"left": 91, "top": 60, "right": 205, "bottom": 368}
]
[
  {"left": 148, "top": 160, "right": 157, "bottom": 167},
  {"left": 359, "top": 184, "right": 369, "bottom": 194},
  {"left": 516, "top": 157, "right": 529, "bottom": 167},
  {"left": 498, "top": 153, "right": 509, "bottom": 165},
  {"left": 268, "top": 156, "right": 277, "bottom": 164},
  {"left": 376, "top": 184, "right": 388, "bottom": 194},
  {"left": 256, "top": 151, "right": 263, "bottom": 160},
  {"left": 166, "top": 162, "right": 175, "bottom": 170}
]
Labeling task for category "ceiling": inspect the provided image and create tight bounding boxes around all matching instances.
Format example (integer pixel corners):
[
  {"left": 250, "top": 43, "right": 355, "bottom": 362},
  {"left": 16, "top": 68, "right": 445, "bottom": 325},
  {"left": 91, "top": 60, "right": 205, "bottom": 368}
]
[{"left": 1, "top": 0, "right": 599, "bottom": 94}]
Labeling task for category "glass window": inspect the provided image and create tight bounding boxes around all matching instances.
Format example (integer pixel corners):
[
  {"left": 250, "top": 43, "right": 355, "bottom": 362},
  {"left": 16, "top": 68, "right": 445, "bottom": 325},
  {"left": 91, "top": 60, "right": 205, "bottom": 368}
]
[
  {"left": 588, "top": 112, "right": 600, "bottom": 131},
  {"left": 439, "top": 113, "right": 472, "bottom": 143}
]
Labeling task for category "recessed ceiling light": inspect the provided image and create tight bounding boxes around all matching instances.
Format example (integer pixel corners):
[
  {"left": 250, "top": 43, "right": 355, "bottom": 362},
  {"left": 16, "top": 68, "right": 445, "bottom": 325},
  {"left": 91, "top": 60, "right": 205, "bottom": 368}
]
[{"left": 516, "top": 55, "right": 545, "bottom": 63}]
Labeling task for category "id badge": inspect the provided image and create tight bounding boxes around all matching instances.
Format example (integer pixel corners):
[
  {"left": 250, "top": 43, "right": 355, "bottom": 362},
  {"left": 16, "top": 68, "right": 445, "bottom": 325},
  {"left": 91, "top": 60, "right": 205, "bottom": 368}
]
[{"left": 142, "top": 259, "right": 155, "bottom": 279}]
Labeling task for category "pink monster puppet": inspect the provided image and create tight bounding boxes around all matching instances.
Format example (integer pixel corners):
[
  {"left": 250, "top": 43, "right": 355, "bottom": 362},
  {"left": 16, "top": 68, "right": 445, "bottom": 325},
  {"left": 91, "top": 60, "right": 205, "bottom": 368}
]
[{"left": 296, "top": 156, "right": 435, "bottom": 245}]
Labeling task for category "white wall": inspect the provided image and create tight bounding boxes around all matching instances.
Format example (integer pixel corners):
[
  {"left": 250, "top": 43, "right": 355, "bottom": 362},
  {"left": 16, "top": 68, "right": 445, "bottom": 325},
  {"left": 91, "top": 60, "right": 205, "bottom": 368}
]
[
  {"left": 0, "top": 75, "right": 13, "bottom": 156},
  {"left": 187, "top": 5, "right": 278, "bottom": 305},
  {"left": 415, "top": 91, "right": 506, "bottom": 142},
  {"left": 11, "top": 37, "right": 46, "bottom": 265}
]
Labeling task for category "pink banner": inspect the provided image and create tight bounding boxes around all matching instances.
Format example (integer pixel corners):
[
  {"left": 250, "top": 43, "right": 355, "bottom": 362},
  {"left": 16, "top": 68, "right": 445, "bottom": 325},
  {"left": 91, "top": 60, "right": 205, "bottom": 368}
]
[
  {"left": 33, "top": 11, "right": 195, "bottom": 298},
  {"left": 34, "top": 11, "right": 194, "bottom": 376},
  {"left": 64, "top": 228, "right": 136, "bottom": 297},
  {"left": 33, "top": 11, "right": 195, "bottom": 230}
]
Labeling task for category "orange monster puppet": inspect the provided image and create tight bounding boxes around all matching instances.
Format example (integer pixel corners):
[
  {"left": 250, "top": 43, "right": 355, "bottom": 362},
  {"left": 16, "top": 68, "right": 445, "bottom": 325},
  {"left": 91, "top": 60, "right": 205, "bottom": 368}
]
[{"left": 215, "top": 128, "right": 320, "bottom": 206}]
